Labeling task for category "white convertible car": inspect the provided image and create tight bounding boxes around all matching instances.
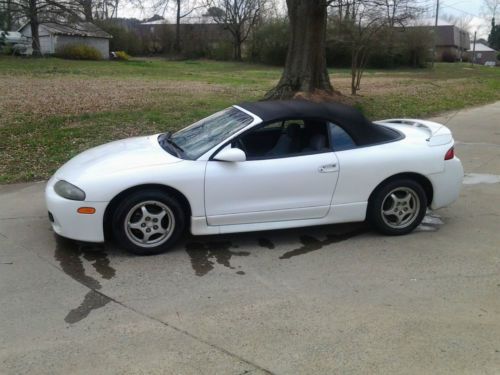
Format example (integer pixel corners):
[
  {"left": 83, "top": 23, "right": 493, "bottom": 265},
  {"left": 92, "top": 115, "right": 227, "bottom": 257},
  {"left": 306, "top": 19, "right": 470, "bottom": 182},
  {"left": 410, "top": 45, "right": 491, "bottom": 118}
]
[{"left": 46, "top": 100, "right": 463, "bottom": 255}]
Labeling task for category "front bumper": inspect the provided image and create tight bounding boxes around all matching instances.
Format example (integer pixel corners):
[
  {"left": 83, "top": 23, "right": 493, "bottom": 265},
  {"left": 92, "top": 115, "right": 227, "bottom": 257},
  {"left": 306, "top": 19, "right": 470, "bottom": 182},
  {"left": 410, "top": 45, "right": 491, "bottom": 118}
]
[
  {"left": 428, "top": 157, "right": 464, "bottom": 210},
  {"left": 45, "top": 177, "right": 108, "bottom": 242}
]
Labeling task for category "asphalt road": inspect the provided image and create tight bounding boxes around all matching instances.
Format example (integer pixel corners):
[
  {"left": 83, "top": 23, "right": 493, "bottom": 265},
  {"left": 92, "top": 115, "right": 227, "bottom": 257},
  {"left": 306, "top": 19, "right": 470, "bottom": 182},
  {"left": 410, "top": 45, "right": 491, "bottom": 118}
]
[{"left": 1, "top": 102, "right": 499, "bottom": 375}]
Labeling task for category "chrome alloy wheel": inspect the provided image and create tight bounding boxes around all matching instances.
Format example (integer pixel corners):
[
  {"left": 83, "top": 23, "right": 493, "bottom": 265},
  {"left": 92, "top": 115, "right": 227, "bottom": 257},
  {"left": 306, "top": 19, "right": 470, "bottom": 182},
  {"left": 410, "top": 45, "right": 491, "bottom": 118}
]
[
  {"left": 124, "top": 200, "right": 175, "bottom": 248},
  {"left": 381, "top": 187, "right": 420, "bottom": 229}
]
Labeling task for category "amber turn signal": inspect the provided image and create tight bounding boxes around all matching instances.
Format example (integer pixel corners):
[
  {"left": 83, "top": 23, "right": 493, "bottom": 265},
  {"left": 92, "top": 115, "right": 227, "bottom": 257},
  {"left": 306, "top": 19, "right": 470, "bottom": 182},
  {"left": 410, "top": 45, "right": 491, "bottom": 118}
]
[{"left": 77, "top": 207, "right": 96, "bottom": 214}]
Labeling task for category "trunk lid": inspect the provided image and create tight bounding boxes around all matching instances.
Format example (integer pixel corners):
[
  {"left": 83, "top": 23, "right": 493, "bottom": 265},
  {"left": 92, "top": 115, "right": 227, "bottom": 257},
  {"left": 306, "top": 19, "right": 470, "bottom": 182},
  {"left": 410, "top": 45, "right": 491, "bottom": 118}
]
[{"left": 375, "top": 119, "right": 453, "bottom": 146}]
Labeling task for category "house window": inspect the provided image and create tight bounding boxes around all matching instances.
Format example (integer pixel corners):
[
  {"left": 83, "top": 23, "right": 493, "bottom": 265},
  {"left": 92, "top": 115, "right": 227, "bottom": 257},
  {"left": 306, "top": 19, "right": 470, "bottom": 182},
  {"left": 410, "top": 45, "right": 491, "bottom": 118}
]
[{"left": 477, "top": 53, "right": 482, "bottom": 58}]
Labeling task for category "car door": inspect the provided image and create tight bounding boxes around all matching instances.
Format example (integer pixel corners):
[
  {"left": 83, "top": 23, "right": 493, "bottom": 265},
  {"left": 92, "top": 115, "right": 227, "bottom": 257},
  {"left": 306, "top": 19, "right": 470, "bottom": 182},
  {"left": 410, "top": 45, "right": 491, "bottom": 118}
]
[{"left": 204, "top": 119, "right": 340, "bottom": 226}]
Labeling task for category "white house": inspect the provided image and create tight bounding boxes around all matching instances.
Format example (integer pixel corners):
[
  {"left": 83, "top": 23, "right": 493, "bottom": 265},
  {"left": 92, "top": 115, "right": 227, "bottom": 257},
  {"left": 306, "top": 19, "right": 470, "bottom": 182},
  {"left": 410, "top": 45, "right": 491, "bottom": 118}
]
[
  {"left": 19, "top": 22, "right": 112, "bottom": 58},
  {"left": 467, "top": 43, "right": 498, "bottom": 65}
]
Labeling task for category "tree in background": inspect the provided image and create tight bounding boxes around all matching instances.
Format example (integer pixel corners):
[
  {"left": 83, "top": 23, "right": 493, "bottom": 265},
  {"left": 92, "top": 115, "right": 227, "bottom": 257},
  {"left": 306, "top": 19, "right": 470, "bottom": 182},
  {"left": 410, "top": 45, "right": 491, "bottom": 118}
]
[
  {"left": 0, "top": 0, "right": 12, "bottom": 29},
  {"left": 204, "top": 0, "right": 266, "bottom": 61},
  {"left": 94, "top": 0, "right": 120, "bottom": 18},
  {"left": 0, "top": 0, "right": 84, "bottom": 54},
  {"left": 248, "top": 16, "right": 288, "bottom": 65},
  {"left": 265, "top": 0, "right": 332, "bottom": 99},
  {"left": 482, "top": 0, "right": 499, "bottom": 49},
  {"left": 172, "top": 0, "right": 203, "bottom": 52},
  {"left": 488, "top": 17, "right": 500, "bottom": 49},
  {"left": 400, "top": 26, "right": 433, "bottom": 68},
  {"left": 482, "top": 0, "right": 499, "bottom": 21},
  {"left": 341, "top": 3, "right": 387, "bottom": 95},
  {"left": 380, "top": 0, "right": 424, "bottom": 67},
  {"left": 266, "top": 0, "right": 424, "bottom": 99},
  {"left": 131, "top": 0, "right": 202, "bottom": 53}
]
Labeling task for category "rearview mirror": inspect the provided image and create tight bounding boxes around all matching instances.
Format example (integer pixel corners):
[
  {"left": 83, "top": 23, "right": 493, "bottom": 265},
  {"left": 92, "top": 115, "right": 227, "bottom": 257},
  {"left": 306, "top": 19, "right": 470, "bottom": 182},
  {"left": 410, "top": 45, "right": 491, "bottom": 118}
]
[{"left": 214, "top": 148, "right": 246, "bottom": 162}]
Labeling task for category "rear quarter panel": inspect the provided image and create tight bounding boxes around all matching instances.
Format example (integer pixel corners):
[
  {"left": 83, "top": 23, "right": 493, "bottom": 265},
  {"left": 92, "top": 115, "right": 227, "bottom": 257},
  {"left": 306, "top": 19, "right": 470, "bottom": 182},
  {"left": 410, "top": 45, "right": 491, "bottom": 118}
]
[{"left": 333, "top": 134, "right": 449, "bottom": 205}]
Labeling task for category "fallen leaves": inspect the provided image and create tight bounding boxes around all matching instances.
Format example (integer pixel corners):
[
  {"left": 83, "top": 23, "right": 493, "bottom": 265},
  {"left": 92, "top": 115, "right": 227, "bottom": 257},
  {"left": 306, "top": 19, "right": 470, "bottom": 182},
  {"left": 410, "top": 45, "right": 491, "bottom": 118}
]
[{"left": 0, "top": 76, "right": 230, "bottom": 127}]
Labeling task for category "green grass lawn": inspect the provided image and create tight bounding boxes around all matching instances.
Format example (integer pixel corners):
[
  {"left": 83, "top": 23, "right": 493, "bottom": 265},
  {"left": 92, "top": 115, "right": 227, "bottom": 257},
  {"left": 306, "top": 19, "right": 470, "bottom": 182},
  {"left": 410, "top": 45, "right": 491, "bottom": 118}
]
[{"left": 1, "top": 56, "right": 499, "bottom": 184}]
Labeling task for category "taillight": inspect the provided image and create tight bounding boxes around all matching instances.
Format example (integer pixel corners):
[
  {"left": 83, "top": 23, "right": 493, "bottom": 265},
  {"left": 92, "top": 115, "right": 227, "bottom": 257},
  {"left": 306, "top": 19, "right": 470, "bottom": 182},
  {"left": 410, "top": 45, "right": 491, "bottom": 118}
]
[{"left": 444, "top": 146, "right": 454, "bottom": 160}]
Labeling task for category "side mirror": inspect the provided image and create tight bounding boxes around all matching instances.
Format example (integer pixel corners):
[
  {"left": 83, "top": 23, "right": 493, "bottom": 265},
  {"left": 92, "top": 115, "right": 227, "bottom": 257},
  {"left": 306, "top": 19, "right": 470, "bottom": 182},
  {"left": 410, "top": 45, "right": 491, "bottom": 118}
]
[{"left": 213, "top": 147, "right": 246, "bottom": 162}]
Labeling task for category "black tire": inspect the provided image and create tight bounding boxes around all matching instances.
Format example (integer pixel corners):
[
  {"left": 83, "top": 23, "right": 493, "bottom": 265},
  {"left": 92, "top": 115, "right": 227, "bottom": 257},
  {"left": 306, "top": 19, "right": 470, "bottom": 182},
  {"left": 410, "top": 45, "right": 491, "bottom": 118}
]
[
  {"left": 367, "top": 179, "right": 427, "bottom": 236},
  {"left": 112, "top": 189, "right": 186, "bottom": 255}
]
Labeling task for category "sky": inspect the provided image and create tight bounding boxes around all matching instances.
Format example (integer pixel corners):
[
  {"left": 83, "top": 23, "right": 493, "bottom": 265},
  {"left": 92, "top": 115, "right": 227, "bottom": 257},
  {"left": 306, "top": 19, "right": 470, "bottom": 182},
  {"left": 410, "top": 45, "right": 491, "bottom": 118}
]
[
  {"left": 120, "top": 0, "right": 494, "bottom": 38},
  {"left": 439, "top": 0, "right": 492, "bottom": 37}
]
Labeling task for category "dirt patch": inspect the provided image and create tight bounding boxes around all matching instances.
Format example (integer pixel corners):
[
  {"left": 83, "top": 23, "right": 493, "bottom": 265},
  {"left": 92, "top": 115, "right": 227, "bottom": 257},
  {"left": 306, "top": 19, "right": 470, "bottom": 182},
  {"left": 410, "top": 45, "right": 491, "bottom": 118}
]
[
  {"left": 293, "top": 88, "right": 357, "bottom": 106},
  {"left": 330, "top": 76, "right": 466, "bottom": 97},
  {"left": 0, "top": 76, "right": 229, "bottom": 126}
]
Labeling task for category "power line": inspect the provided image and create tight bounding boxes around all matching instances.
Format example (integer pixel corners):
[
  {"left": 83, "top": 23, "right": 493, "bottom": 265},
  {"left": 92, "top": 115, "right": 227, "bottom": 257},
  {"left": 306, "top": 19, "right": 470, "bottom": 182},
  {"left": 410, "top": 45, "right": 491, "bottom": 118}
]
[{"left": 440, "top": 2, "right": 481, "bottom": 18}]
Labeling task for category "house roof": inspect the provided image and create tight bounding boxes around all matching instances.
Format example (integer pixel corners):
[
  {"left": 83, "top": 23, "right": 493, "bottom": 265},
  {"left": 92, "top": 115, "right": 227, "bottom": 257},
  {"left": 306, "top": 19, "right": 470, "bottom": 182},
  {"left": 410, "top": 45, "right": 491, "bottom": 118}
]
[
  {"left": 468, "top": 42, "right": 496, "bottom": 52},
  {"left": 141, "top": 16, "right": 216, "bottom": 25},
  {"left": 413, "top": 18, "right": 455, "bottom": 27},
  {"left": 237, "top": 100, "right": 398, "bottom": 146},
  {"left": 19, "top": 22, "right": 112, "bottom": 39}
]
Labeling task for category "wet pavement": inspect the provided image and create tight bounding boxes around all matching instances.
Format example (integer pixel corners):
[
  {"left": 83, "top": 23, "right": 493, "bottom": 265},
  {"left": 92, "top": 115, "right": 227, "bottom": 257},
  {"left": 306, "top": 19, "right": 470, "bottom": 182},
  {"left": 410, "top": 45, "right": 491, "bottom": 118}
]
[{"left": 1, "top": 102, "right": 500, "bottom": 374}]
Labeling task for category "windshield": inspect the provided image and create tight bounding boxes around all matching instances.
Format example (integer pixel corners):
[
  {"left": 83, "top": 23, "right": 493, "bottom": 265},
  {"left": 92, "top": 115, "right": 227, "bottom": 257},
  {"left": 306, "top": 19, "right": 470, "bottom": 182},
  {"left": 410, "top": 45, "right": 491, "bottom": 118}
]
[{"left": 169, "top": 107, "right": 253, "bottom": 160}]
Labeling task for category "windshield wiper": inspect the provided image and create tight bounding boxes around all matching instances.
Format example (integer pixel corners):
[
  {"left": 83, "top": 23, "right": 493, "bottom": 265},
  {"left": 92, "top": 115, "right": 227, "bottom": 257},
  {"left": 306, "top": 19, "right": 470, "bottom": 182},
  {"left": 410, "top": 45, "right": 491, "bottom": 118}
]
[
  {"left": 166, "top": 133, "right": 184, "bottom": 154},
  {"left": 158, "top": 132, "right": 184, "bottom": 158}
]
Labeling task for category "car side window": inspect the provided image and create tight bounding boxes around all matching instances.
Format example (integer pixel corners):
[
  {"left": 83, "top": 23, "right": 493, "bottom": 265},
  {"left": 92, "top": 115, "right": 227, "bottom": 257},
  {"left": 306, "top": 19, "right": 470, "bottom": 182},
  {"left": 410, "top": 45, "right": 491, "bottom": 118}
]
[
  {"left": 233, "top": 119, "right": 331, "bottom": 160},
  {"left": 329, "top": 122, "right": 356, "bottom": 151}
]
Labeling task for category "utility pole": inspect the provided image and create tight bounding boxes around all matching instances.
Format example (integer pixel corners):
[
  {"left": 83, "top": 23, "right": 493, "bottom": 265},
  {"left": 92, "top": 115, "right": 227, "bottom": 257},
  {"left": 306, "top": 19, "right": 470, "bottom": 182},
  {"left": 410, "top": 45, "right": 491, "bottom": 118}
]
[
  {"left": 431, "top": 0, "right": 440, "bottom": 68},
  {"left": 471, "top": 31, "right": 477, "bottom": 67},
  {"left": 5, "top": 0, "right": 12, "bottom": 30}
]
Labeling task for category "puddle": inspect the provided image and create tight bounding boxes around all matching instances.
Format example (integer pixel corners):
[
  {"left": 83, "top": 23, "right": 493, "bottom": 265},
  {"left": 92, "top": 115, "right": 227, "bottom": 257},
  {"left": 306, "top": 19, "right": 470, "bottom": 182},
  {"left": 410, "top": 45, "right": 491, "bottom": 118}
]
[
  {"left": 416, "top": 211, "right": 444, "bottom": 232},
  {"left": 64, "top": 290, "right": 111, "bottom": 324},
  {"left": 280, "top": 227, "right": 368, "bottom": 260},
  {"left": 185, "top": 241, "right": 250, "bottom": 276},
  {"left": 463, "top": 173, "right": 500, "bottom": 185},
  {"left": 54, "top": 236, "right": 116, "bottom": 324},
  {"left": 258, "top": 238, "right": 275, "bottom": 249}
]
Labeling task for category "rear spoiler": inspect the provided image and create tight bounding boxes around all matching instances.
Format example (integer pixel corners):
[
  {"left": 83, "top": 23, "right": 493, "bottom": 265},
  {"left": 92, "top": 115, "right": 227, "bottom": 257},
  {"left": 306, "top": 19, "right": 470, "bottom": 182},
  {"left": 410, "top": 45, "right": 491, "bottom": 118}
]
[{"left": 375, "top": 119, "right": 453, "bottom": 146}]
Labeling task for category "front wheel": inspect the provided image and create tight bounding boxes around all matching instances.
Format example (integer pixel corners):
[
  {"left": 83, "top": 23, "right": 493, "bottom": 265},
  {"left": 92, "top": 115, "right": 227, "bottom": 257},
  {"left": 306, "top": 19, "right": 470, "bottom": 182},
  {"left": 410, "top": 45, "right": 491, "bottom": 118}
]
[
  {"left": 112, "top": 190, "right": 186, "bottom": 255},
  {"left": 368, "top": 179, "right": 427, "bottom": 235}
]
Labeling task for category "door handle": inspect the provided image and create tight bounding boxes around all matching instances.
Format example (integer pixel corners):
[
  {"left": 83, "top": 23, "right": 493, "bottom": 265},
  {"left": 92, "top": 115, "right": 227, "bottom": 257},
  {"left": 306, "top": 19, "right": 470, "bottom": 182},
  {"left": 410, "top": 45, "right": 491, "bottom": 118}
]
[{"left": 318, "top": 164, "right": 338, "bottom": 173}]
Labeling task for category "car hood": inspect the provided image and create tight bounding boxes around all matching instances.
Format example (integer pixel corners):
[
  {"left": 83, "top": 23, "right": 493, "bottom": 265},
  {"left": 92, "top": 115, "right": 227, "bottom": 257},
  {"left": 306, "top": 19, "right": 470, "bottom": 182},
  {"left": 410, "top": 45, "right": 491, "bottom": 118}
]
[{"left": 55, "top": 134, "right": 182, "bottom": 183}]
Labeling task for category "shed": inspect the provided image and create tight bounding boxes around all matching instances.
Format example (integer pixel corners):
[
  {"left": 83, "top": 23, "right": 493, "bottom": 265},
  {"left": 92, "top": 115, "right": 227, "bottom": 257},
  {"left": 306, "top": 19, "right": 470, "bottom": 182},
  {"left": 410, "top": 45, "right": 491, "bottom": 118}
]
[
  {"left": 467, "top": 43, "right": 498, "bottom": 65},
  {"left": 19, "top": 22, "right": 112, "bottom": 58}
]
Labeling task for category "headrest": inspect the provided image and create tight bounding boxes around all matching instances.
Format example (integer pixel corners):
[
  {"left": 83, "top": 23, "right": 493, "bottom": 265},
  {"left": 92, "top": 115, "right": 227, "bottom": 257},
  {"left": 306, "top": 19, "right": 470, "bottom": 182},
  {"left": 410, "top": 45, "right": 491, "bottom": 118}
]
[
  {"left": 309, "top": 134, "right": 326, "bottom": 150},
  {"left": 286, "top": 123, "right": 301, "bottom": 137}
]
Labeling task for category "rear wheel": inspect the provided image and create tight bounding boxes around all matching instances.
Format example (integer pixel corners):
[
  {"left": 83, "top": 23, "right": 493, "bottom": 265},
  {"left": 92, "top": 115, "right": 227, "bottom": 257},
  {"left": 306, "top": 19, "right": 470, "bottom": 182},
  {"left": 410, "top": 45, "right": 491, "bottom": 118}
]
[
  {"left": 368, "top": 179, "right": 427, "bottom": 235},
  {"left": 112, "top": 190, "right": 186, "bottom": 255}
]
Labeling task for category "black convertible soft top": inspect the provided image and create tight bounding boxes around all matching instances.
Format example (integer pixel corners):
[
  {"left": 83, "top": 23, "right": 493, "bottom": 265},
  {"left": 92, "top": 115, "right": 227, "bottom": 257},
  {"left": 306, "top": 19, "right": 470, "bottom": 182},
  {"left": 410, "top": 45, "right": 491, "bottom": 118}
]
[{"left": 237, "top": 100, "right": 399, "bottom": 146}]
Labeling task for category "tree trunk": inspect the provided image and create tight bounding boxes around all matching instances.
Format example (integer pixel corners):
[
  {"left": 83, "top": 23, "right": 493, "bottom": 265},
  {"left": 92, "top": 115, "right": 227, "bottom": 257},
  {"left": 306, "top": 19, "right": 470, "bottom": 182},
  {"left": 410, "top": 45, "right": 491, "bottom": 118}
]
[
  {"left": 350, "top": 48, "right": 358, "bottom": 95},
  {"left": 82, "top": 0, "right": 93, "bottom": 21},
  {"left": 6, "top": 0, "right": 12, "bottom": 30},
  {"left": 29, "top": 0, "right": 41, "bottom": 56},
  {"left": 265, "top": 0, "right": 333, "bottom": 99},
  {"left": 174, "top": 0, "right": 181, "bottom": 52},
  {"left": 233, "top": 32, "right": 242, "bottom": 61}
]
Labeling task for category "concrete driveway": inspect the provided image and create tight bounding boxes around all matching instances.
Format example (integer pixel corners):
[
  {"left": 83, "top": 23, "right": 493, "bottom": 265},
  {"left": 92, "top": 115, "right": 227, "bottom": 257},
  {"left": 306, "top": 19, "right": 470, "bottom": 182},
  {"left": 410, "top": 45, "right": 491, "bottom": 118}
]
[{"left": 1, "top": 102, "right": 499, "bottom": 375}]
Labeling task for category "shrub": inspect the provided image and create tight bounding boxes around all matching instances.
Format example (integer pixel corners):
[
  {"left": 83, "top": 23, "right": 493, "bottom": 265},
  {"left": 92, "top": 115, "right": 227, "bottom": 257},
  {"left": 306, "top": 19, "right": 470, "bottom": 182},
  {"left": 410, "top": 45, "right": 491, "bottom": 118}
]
[
  {"left": 249, "top": 18, "right": 289, "bottom": 65},
  {"left": 1, "top": 45, "right": 13, "bottom": 55},
  {"left": 56, "top": 44, "right": 102, "bottom": 60},
  {"left": 206, "top": 41, "right": 233, "bottom": 61},
  {"left": 114, "top": 50, "right": 130, "bottom": 60},
  {"left": 97, "top": 21, "right": 147, "bottom": 55},
  {"left": 497, "top": 52, "right": 500, "bottom": 61},
  {"left": 441, "top": 50, "right": 457, "bottom": 63}
]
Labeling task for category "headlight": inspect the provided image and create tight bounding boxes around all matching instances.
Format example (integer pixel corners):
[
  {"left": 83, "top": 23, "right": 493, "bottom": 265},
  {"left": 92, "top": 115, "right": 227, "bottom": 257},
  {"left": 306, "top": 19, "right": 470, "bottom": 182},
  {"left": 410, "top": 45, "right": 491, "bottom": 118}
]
[{"left": 54, "top": 180, "right": 86, "bottom": 201}]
